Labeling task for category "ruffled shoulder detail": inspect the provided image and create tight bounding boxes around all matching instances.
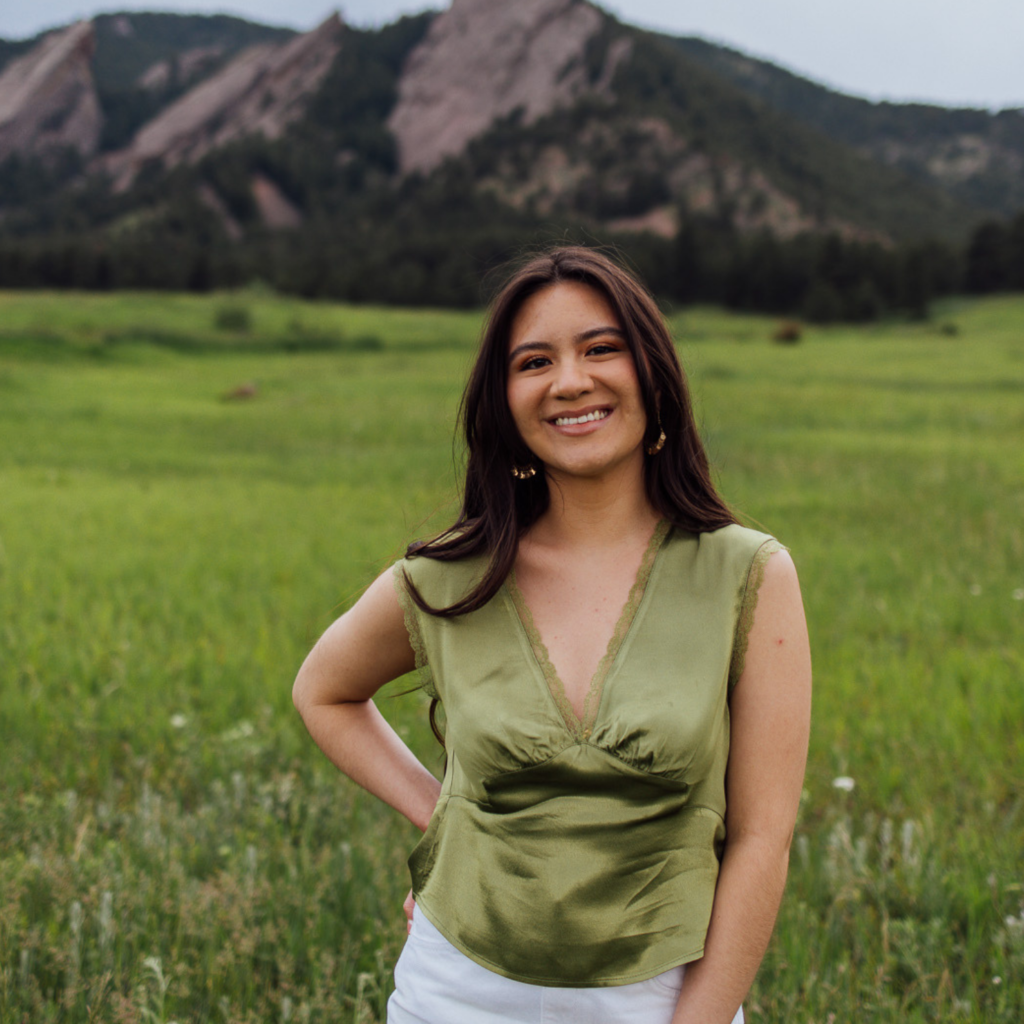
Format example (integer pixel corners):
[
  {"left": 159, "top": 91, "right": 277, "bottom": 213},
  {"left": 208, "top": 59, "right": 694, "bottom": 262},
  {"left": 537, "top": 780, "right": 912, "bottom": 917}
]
[
  {"left": 391, "top": 561, "right": 438, "bottom": 699},
  {"left": 728, "top": 538, "right": 785, "bottom": 691}
]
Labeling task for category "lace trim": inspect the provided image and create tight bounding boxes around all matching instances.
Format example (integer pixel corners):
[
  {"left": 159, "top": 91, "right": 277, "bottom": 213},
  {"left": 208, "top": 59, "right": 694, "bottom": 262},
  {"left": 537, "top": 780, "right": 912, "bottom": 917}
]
[
  {"left": 391, "top": 562, "right": 438, "bottom": 699},
  {"left": 507, "top": 519, "right": 671, "bottom": 742},
  {"left": 728, "top": 539, "right": 784, "bottom": 690}
]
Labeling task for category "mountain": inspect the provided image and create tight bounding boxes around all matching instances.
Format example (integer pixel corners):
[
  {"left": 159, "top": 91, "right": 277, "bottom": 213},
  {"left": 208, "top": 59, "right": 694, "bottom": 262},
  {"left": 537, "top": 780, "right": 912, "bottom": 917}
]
[
  {"left": 382, "top": 1, "right": 974, "bottom": 242},
  {"left": 0, "top": 14, "right": 296, "bottom": 155},
  {"left": 0, "top": 21, "right": 101, "bottom": 163},
  {"left": 670, "top": 36, "right": 1024, "bottom": 218},
  {"left": 0, "top": 0, "right": 1020, "bottom": 314},
  {"left": 388, "top": 0, "right": 629, "bottom": 174},
  {"left": 100, "top": 14, "right": 342, "bottom": 189},
  {"left": 89, "top": 12, "right": 295, "bottom": 151}
]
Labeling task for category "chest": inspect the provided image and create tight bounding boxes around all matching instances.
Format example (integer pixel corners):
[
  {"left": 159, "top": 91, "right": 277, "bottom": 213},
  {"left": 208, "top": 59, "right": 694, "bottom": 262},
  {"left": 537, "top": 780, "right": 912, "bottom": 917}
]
[
  {"left": 408, "top": 526, "right": 758, "bottom": 790},
  {"left": 511, "top": 555, "right": 643, "bottom": 715},
  {"left": 430, "top": 548, "right": 736, "bottom": 788}
]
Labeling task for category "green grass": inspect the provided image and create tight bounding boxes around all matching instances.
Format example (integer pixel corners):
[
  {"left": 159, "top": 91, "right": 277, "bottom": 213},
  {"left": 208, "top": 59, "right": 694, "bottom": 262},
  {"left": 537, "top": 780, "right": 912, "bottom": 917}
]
[{"left": 1, "top": 289, "right": 1022, "bottom": 1022}]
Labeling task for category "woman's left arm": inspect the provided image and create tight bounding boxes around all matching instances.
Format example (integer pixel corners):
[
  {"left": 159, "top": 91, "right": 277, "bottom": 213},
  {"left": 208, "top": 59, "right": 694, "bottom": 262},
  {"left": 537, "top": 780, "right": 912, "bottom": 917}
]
[{"left": 671, "top": 549, "right": 812, "bottom": 1024}]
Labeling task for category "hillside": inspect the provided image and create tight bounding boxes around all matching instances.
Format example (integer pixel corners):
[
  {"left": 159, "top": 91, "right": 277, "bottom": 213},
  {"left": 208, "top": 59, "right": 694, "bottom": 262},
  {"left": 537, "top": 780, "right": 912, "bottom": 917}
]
[
  {"left": 671, "top": 35, "right": 1024, "bottom": 218},
  {"left": 444, "top": 20, "right": 976, "bottom": 243},
  {"left": 93, "top": 12, "right": 296, "bottom": 151},
  {"left": 0, "top": 13, "right": 296, "bottom": 153},
  {"left": 0, "top": 0, "right": 1020, "bottom": 315}
]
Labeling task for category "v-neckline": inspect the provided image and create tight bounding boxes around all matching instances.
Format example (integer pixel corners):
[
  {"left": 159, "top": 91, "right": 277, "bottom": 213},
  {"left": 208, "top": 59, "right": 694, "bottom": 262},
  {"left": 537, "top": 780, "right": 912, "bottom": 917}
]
[{"left": 505, "top": 519, "right": 671, "bottom": 742}]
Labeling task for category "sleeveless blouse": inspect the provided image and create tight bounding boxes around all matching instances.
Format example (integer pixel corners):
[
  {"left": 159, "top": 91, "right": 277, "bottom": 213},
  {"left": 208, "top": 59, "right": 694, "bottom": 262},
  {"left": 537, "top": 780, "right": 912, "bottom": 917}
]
[{"left": 392, "top": 523, "right": 782, "bottom": 988}]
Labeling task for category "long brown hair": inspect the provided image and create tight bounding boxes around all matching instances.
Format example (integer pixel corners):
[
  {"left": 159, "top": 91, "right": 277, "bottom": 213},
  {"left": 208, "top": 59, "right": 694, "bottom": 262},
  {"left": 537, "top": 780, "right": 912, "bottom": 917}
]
[{"left": 404, "top": 245, "right": 736, "bottom": 618}]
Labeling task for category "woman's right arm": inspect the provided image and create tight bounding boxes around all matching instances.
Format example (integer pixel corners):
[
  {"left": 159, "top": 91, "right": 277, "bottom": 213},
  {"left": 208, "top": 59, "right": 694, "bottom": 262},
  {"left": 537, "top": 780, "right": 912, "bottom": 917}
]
[{"left": 292, "top": 568, "right": 442, "bottom": 833}]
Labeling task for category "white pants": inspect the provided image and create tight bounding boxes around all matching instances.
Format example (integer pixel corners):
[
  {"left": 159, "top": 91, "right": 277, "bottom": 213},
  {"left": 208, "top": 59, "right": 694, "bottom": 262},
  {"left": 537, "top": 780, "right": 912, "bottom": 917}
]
[{"left": 388, "top": 907, "right": 744, "bottom": 1024}]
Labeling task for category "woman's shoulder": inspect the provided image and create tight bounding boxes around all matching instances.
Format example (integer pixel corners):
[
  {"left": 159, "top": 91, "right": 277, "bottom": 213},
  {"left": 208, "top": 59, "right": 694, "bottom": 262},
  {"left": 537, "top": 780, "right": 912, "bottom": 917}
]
[
  {"left": 666, "top": 521, "right": 782, "bottom": 557},
  {"left": 393, "top": 545, "right": 492, "bottom": 607},
  {"left": 662, "top": 521, "right": 784, "bottom": 584},
  {"left": 700, "top": 522, "right": 782, "bottom": 555}
]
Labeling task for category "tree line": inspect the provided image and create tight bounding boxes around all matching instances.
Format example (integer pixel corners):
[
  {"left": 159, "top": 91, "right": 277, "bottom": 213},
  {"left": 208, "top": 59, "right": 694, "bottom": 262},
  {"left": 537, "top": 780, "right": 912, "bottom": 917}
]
[{"left": 0, "top": 201, "right": 1020, "bottom": 322}]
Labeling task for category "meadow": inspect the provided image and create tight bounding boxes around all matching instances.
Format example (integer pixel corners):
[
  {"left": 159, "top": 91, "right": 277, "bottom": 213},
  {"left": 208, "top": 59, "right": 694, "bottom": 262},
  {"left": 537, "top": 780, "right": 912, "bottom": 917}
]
[{"left": 0, "top": 288, "right": 1021, "bottom": 1023}]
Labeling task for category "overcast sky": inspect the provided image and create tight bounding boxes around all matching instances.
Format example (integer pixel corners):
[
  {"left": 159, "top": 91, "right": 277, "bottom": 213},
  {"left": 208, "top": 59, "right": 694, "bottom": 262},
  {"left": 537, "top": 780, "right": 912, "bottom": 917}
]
[{"left": 3, "top": 0, "right": 1022, "bottom": 111}]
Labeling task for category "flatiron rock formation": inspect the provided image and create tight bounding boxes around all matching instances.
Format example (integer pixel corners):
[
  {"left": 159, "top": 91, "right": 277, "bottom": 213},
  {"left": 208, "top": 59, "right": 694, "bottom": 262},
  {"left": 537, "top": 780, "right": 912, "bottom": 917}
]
[
  {"left": 103, "top": 15, "right": 342, "bottom": 188},
  {"left": 136, "top": 46, "right": 227, "bottom": 91},
  {"left": 389, "top": 0, "right": 629, "bottom": 174},
  {"left": 0, "top": 21, "right": 102, "bottom": 162}
]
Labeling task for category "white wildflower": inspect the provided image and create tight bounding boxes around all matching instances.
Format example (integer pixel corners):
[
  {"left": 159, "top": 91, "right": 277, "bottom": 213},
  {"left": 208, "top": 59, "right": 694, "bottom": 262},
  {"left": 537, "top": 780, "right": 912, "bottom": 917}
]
[
  {"left": 98, "top": 890, "right": 114, "bottom": 954},
  {"left": 69, "top": 900, "right": 83, "bottom": 938},
  {"left": 221, "top": 720, "right": 254, "bottom": 742},
  {"left": 170, "top": 713, "right": 187, "bottom": 729},
  {"left": 833, "top": 776, "right": 855, "bottom": 792},
  {"left": 901, "top": 820, "right": 920, "bottom": 871}
]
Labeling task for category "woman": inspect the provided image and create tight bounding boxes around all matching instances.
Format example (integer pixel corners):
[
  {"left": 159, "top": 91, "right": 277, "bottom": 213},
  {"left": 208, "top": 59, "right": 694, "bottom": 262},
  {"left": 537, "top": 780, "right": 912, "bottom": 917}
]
[{"left": 293, "top": 247, "right": 811, "bottom": 1024}]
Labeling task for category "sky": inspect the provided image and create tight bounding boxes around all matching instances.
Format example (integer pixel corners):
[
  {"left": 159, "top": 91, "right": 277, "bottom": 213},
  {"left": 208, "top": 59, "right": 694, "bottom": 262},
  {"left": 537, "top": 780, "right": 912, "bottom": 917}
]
[{"left": 2, "top": 0, "right": 1022, "bottom": 111}]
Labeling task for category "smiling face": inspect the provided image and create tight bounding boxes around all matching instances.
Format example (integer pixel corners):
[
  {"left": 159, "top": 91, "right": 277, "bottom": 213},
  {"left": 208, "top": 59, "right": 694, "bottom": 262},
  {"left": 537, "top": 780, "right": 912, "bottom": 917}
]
[{"left": 506, "top": 281, "right": 649, "bottom": 483}]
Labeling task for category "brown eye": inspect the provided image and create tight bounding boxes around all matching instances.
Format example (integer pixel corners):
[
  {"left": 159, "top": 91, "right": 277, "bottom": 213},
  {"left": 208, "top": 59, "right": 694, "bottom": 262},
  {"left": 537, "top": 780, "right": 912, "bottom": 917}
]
[{"left": 519, "top": 356, "right": 550, "bottom": 371}]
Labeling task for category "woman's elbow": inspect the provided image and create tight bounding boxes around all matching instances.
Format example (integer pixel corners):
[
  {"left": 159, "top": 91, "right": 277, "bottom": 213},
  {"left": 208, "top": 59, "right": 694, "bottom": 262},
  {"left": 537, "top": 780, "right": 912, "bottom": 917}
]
[
  {"left": 291, "top": 673, "right": 311, "bottom": 719},
  {"left": 291, "top": 651, "right": 322, "bottom": 718}
]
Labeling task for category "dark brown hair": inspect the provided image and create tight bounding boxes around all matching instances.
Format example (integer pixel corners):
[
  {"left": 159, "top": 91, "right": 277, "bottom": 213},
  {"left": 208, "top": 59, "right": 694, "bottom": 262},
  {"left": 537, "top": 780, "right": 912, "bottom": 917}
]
[{"left": 405, "top": 245, "right": 736, "bottom": 618}]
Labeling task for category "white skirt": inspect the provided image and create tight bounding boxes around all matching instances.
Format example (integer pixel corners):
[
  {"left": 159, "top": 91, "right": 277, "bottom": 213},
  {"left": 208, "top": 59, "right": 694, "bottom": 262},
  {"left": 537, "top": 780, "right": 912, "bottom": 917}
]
[{"left": 387, "top": 907, "right": 745, "bottom": 1024}]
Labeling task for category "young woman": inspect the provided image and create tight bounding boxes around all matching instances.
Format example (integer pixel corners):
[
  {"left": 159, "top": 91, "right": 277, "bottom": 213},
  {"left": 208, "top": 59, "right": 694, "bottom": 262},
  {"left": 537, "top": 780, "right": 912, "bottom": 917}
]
[{"left": 292, "top": 247, "right": 812, "bottom": 1024}]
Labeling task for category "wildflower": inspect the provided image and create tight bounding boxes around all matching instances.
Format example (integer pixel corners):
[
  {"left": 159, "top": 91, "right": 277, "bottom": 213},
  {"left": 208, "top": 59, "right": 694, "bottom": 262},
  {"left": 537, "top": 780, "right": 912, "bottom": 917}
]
[
  {"left": 832, "top": 776, "right": 855, "bottom": 792},
  {"left": 993, "top": 976, "right": 1002, "bottom": 985},
  {"left": 221, "top": 720, "right": 254, "bottom": 742},
  {"left": 901, "top": 820, "right": 920, "bottom": 870},
  {"left": 170, "top": 713, "right": 187, "bottom": 729},
  {"left": 99, "top": 890, "right": 114, "bottom": 955}
]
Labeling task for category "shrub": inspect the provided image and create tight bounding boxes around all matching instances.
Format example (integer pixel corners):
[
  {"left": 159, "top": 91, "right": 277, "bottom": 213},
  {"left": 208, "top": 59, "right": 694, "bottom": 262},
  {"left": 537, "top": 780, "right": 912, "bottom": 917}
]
[
  {"left": 772, "top": 321, "right": 803, "bottom": 344},
  {"left": 213, "top": 305, "right": 252, "bottom": 333}
]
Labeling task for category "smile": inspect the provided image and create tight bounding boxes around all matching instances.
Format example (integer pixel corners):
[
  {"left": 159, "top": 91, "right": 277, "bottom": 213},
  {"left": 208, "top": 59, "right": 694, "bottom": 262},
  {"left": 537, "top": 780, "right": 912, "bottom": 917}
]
[{"left": 552, "top": 410, "right": 611, "bottom": 427}]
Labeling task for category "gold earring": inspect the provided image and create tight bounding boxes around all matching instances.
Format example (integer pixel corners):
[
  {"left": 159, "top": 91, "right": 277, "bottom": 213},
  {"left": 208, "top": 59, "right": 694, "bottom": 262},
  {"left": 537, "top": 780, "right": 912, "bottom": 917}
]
[
  {"left": 511, "top": 465, "right": 537, "bottom": 480},
  {"left": 646, "top": 427, "right": 666, "bottom": 456}
]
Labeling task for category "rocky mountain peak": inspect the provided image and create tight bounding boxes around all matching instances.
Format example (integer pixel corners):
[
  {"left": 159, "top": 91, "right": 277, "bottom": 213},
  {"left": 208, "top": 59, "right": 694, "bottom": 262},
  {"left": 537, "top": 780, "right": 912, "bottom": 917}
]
[
  {"left": 102, "top": 14, "right": 343, "bottom": 188},
  {"left": 388, "top": 0, "right": 629, "bottom": 174},
  {"left": 0, "top": 20, "right": 103, "bottom": 163}
]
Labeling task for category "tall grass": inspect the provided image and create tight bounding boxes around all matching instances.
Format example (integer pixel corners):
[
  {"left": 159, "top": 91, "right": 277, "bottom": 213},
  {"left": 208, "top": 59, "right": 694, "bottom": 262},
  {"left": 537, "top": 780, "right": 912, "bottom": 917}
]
[{"left": 1, "top": 290, "right": 1021, "bottom": 1021}]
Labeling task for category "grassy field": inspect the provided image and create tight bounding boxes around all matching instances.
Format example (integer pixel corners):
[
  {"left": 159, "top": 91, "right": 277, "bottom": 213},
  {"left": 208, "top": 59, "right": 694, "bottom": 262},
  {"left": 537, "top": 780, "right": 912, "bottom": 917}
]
[{"left": 1, "top": 288, "right": 1022, "bottom": 1022}]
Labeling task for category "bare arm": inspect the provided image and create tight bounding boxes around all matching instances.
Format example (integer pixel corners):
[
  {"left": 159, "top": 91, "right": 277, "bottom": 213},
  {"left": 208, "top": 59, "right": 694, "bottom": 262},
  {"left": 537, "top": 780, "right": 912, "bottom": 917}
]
[
  {"left": 672, "top": 550, "right": 812, "bottom": 1024},
  {"left": 292, "top": 568, "right": 442, "bottom": 833}
]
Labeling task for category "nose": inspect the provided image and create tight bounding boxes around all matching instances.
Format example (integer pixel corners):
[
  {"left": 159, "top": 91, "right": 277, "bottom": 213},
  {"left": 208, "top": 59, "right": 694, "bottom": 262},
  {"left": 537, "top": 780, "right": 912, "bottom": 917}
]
[{"left": 551, "top": 355, "right": 593, "bottom": 399}]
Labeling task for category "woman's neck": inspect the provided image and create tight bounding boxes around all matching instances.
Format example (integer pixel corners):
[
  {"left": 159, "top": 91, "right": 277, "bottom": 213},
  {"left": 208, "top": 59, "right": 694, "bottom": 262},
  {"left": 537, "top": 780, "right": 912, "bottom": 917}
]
[{"left": 529, "top": 465, "right": 660, "bottom": 554}]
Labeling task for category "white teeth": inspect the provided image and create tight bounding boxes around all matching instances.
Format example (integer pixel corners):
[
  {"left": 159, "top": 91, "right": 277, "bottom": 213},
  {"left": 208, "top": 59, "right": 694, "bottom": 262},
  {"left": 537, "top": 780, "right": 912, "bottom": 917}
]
[{"left": 554, "top": 410, "right": 610, "bottom": 426}]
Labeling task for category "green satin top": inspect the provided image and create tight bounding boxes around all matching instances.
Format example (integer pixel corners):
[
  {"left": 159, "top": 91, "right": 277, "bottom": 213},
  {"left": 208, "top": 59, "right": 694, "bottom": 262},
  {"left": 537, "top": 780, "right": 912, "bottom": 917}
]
[{"left": 392, "top": 522, "right": 782, "bottom": 987}]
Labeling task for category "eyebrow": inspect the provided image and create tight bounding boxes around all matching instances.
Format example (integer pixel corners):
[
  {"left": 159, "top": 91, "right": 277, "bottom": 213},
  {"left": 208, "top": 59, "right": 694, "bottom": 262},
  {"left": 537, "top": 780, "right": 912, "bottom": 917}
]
[{"left": 508, "top": 326, "right": 625, "bottom": 363}]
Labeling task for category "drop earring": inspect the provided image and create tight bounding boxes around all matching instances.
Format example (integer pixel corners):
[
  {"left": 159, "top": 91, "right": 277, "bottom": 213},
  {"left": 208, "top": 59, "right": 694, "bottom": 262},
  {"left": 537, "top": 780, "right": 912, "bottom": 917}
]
[
  {"left": 646, "top": 422, "right": 666, "bottom": 456},
  {"left": 511, "top": 465, "right": 537, "bottom": 480}
]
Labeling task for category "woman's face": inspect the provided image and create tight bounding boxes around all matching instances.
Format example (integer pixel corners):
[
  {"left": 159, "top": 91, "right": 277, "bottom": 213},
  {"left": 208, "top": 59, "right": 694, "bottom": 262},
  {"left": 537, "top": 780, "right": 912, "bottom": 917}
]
[{"left": 506, "top": 281, "right": 648, "bottom": 482}]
